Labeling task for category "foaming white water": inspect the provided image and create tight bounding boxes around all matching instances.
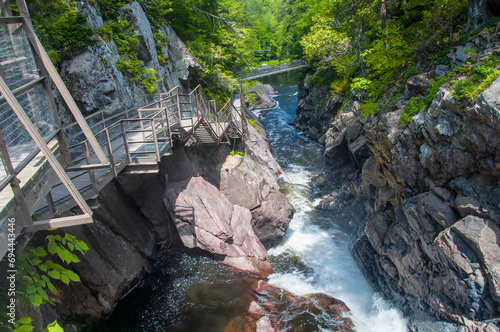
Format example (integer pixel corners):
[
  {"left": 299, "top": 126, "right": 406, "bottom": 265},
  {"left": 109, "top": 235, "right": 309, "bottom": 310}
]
[{"left": 269, "top": 164, "right": 408, "bottom": 332}]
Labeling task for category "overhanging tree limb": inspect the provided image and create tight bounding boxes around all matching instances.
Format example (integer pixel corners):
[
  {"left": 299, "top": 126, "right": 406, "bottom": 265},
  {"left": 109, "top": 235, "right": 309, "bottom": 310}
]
[{"left": 175, "top": 0, "right": 240, "bottom": 36}]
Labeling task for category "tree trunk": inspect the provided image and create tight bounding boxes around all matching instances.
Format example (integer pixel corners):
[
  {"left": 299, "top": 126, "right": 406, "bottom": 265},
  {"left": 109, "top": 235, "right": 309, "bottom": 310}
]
[{"left": 467, "top": 0, "right": 492, "bottom": 30}]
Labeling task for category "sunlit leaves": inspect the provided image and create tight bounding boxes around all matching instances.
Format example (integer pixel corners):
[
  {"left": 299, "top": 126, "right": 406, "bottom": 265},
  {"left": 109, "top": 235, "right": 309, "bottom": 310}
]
[
  {"left": 300, "top": 18, "right": 350, "bottom": 63},
  {"left": 44, "top": 320, "right": 64, "bottom": 332},
  {"left": 17, "top": 232, "right": 88, "bottom": 310}
]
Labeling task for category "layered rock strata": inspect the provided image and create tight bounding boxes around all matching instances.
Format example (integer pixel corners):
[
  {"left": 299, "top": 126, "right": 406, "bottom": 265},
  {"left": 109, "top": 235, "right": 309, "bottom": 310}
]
[{"left": 294, "top": 31, "right": 500, "bottom": 331}]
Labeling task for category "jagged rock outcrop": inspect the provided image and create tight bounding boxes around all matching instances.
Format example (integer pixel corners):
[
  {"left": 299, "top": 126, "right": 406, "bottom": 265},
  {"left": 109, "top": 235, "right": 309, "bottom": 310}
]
[
  {"left": 245, "top": 84, "right": 276, "bottom": 110},
  {"left": 292, "top": 80, "right": 341, "bottom": 141},
  {"left": 294, "top": 32, "right": 500, "bottom": 331},
  {"left": 225, "top": 279, "right": 354, "bottom": 332},
  {"left": 220, "top": 124, "right": 294, "bottom": 248},
  {"left": 58, "top": 1, "right": 201, "bottom": 120},
  {"left": 348, "top": 77, "right": 500, "bottom": 330}
]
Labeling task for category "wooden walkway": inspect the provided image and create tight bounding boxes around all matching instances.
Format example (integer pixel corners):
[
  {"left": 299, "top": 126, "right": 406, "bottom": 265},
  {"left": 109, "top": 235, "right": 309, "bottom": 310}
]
[{"left": 0, "top": 2, "right": 245, "bottom": 259}]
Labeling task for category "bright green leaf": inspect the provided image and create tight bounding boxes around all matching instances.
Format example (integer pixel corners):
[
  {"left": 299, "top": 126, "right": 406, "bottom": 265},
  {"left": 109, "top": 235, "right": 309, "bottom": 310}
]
[
  {"left": 18, "top": 317, "right": 32, "bottom": 324},
  {"left": 64, "top": 270, "right": 80, "bottom": 282},
  {"left": 60, "top": 274, "right": 70, "bottom": 285},
  {"left": 28, "top": 293, "right": 43, "bottom": 307},
  {"left": 48, "top": 270, "right": 61, "bottom": 280}
]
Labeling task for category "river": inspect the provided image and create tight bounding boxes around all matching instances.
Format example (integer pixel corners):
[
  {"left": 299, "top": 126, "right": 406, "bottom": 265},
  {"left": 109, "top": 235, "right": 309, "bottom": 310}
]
[{"left": 91, "top": 71, "right": 408, "bottom": 331}]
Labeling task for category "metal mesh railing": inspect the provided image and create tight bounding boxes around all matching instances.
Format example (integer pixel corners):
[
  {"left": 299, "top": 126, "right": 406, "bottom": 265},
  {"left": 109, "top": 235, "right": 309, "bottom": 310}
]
[
  {"left": 0, "top": 23, "right": 39, "bottom": 90},
  {"left": 0, "top": 23, "right": 56, "bottom": 180}
]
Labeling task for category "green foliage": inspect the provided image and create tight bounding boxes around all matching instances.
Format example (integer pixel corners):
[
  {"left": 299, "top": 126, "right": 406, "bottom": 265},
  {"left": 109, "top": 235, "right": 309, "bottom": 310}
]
[
  {"left": 2, "top": 233, "right": 89, "bottom": 331},
  {"left": 423, "top": 55, "right": 500, "bottom": 104},
  {"left": 242, "top": 81, "right": 257, "bottom": 106},
  {"left": 290, "top": 0, "right": 470, "bottom": 115},
  {"left": 360, "top": 100, "right": 380, "bottom": 117},
  {"left": 17, "top": 233, "right": 88, "bottom": 309},
  {"left": 454, "top": 56, "right": 500, "bottom": 100},
  {"left": 44, "top": 320, "right": 64, "bottom": 332},
  {"left": 230, "top": 150, "right": 246, "bottom": 157},
  {"left": 426, "top": 71, "right": 456, "bottom": 103},
  {"left": 301, "top": 17, "right": 350, "bottom": 64},
  {"left": 12, "top": 318, "right": 64, "bottom": 332},
  {"left": 96, "top": 0, "right": 130, "bottom": 20},
  {"left": 166, "top": 0, "right": 265, "bottom": 99},
  {"left": 248, "top": 118, "right": 258, "bottom": 131},
  {"left": 153, "top": 33, "right": 168, "bottom": 65},
  {"left": 11, "top": 317, "right": 34, "bottom": 332},
  {"left": 400, "top": 97, "right": 425, "bottom": 126},
  {"left": 98, "top": 15, "right": 159, "bottom": 93},
  {"left": 26, "top": 0, "right": 96, "bottom": 65},
  {"left": 142, "top": 0, "right": 173, "bottom": 30}
]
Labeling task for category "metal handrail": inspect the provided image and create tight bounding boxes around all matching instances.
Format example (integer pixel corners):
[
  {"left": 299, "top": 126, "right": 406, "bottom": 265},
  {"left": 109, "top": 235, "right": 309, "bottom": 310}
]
[{"left": 65, "top": 84, "right": 244, "bottom": 177}]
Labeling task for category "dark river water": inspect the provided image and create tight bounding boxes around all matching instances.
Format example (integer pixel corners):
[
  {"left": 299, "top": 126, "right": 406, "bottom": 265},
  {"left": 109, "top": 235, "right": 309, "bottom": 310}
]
[{"left": 90, "top": 71, "right": 407, "bottom": 332}]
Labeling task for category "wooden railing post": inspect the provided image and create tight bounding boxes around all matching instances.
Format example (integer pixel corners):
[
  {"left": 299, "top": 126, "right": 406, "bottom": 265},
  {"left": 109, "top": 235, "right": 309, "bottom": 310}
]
[
  {"left": 164, "top": 107, "right": 171, "bottom": 143},
  {"left": 240, "top": 84, "right": 246, "bottom": 135},
  {"left": 138, "top": 106, "right": 146, "bottom": 142},
  {"left": 176, "top": 94, "right": 181, "bottom": 123},
  {"left": 45, "top": 191, "right": 56, "bottom": 218},
  {"left": 160, "top": 107, "right": 167, "bottom": 138}
]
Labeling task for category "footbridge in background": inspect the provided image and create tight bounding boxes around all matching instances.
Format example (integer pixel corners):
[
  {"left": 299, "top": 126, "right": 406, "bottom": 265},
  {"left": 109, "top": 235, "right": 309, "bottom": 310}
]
[
  {"left": 0, "top": 0, "right": 246, "bottom": 259},
  {"left": 239, "top": 60, "right": 308, "bottom": 81}
]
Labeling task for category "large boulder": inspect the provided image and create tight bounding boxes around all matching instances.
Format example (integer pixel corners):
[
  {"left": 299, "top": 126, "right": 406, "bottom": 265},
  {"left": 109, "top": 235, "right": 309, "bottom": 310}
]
[
  {"left": 163, "top": 176, "right": 273, "bottom": 276},
  {"left": 220, "top": 125, "right": 294, "bottom": 248},
  {"left": 224, "top": 279, "right": 354, "bottom": 332},
  {"left": 220, "top": 153, "right": 293, "bottom": 249},
  {"left": 245, "top": 84, "right": 276, "bottom": 110}
]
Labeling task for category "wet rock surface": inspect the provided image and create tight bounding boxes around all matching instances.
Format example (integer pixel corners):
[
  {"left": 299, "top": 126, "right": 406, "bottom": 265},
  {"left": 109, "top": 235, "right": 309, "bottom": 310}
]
[{"left": 225, "top": 279, "right": 354, "bottom": 332}]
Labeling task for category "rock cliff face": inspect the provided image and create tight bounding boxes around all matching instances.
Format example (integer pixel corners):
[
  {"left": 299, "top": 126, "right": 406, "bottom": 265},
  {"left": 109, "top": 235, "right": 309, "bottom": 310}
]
[
  {"left": 294, "top": 31, "right": 500, "bottom": 330},
  {"left": 33, "top": 133, "right": 291, "bottom": 330},
  {"left": 57, "top": 1, "right": 201, "bottom": 121}
]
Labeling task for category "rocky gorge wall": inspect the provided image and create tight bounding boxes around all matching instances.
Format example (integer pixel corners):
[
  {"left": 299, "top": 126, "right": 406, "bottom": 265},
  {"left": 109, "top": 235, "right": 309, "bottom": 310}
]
[
  {"left": 16, "top": 2, "right": 296, "bottom": 330},
  {"left": 29, "top": 126, "right": 293, "bottom": 330},
  {"left": 56, "top": 0, "right": 201, "bottom": 121},
  {"left": 294, "top": 30, "right": 500, "bottom": 331}
]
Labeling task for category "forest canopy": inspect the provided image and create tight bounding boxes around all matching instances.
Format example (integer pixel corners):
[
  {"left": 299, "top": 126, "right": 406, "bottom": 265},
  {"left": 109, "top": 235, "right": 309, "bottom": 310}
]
[{"left": 23, "top": 0, "right": 496, "bottom": 105}]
